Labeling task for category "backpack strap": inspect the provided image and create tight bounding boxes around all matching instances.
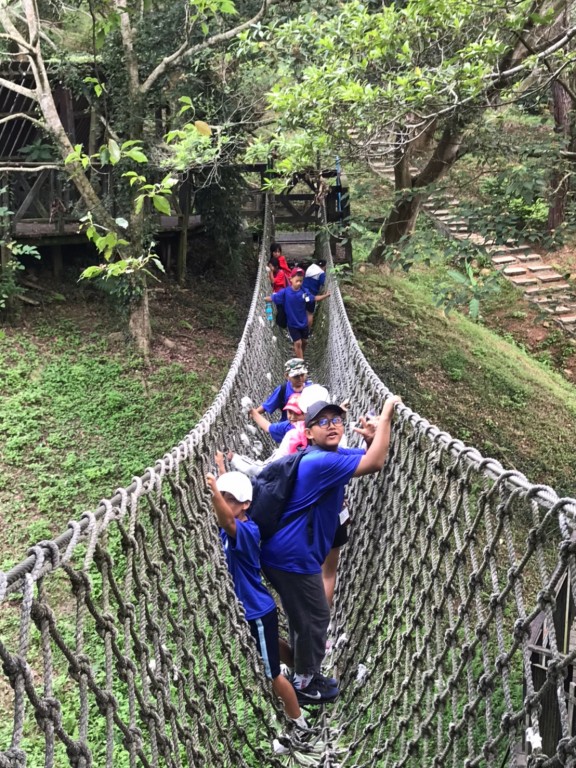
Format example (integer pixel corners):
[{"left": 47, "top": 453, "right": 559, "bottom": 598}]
[{"left": 278, "top": 381, "right": 288, "bottom": 409}]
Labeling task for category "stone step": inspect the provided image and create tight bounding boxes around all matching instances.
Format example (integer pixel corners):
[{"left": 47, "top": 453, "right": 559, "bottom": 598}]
[
  {"left": 509, "top": 275, "right": 539, "bottom": 286},
  {"left": 537, "top": 271, "right": 568, "bottom": 283},
  {"left": 525, "top": 263, "right": 548, "bottom": 271},
  {"left": 489, "top": 245, "right": 531, "bottom": 256},
  {"left": 516, "top": 252, "right": 543, "bottom": 262},
  {"left": 524, "top": 282, "right": 571, "bottom": 295},
  {"left": 464, "top": 233, "right": 487, "bottom": 245},
  {"left": 553, "top": 305, "right": 575, "bottom": 314},
  {"left": 558, "top": 314, "right": 576, "bottom": 325},
  {"left": 503, "top": 266, "right": 528, "bottom": 276},
  {"left": 492, "top": 255, "right": 518, "bottom": 265}
]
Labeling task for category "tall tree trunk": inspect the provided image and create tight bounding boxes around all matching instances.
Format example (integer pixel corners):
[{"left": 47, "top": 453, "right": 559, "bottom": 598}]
[
  {"left": 369, "top": 121, "right": 465, "bottom": 262},
  {"left": 128, "top": 279, "right": 151, "bottom": 362},
  {"left": 548, "top": 80, "right": 573, "bottom": 232}
]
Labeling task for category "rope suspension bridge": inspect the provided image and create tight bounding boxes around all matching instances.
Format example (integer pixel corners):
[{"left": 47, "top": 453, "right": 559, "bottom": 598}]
[{"left": 1, "top": 196, "right": 576, "bottom": 768}]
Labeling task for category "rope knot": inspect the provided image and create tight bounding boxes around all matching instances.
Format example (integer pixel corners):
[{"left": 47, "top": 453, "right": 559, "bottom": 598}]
[
  {"left": 0, "top": 748, "right": 26, "bottom": 768},
  {"left": 513, "top": 618, "right": 530, "bottom": 643},
  {"left": 559, "top": 539, "right": 576, "bottom": 558},
  {"left": 69, "top": 653, "right": 93, "bottom": 683},
  {"left": 477, "top": 673, "right": 494, "bottom": 695},
  {"left": 31, "top": 601, "right": 54, "bottom": 625},
  {"left": 34, "top": 696, "right": 62, "bottom": 732},
  {"left": 65, "top": 740, "right": 92, "bottom": 767},
  {"left": 546, "top": 657, "right": 566, "bottom": 684},
  {"left": 96, "top": 612, "right": 117, "bottom": 639},
  {"left": 557, "top": 736, "right": 576, "bottom": 762},
  {"left": 537, "top": 588, "right": 555, "bottom": 611},
  {"left": 1, "top": 654, "right": 27, "bottom": 686}
]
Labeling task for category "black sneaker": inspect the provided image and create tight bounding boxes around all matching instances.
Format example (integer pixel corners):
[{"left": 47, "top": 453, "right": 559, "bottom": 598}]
[
  {"left": 293, "top": 678, "right": 339, "bottom": 705},
  {"left": 313, "top": 672, "right": 338, "bottom": 691}
]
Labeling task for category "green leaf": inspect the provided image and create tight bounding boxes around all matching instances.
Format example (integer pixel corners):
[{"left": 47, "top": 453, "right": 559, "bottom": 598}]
[
  {"left": 108, "top": 139, "right": 121, "bottom": 165},
  {"left": 152, "top": 196, "right": 171, "bottom": 215},
  {"left": 125, "top": 149, "right": 148, "bottom": 163},
  {"left": 80, "top": 265, "right": 104, "bottom": 280}
]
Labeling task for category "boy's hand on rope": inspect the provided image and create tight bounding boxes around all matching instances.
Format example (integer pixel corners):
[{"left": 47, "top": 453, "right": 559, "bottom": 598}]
[
  {"left": 353, "top": 396, "right": 402, "bottom": 445},
  {"left": 353, "top": 415, "right": 379, "bottom": 444},
  {"left": 206, "top": 472, "right": 218, "bottom": 495},
  {"left": 214, "top": 451, "right": 226, "bottom": 475}
]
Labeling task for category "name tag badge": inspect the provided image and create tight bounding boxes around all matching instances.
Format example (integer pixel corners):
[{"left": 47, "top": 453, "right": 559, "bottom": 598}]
[{"left": 339, "top": 504, "right": 350, "bottom": 525}]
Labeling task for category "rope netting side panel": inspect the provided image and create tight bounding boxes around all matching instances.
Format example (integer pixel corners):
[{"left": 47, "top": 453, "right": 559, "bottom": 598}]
[
  {"left": 0, "top": 197, "right": 297, "bottom": 768},
  {"left": 307, "top": 229, "right": 576, "bottom": 768}
]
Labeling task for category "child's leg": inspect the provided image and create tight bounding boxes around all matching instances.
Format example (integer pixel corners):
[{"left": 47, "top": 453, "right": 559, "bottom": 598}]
[
  {"left": 249, "top": 609, "right": 301, "bottom": 719},
  {"left": 272, "top": 675, "right": 301, "bottom": 719},
  {"left": 293, "top": 338, "right": 303, "bottom": 358},
  {"left": 279, "top": 637, "right": 294, "bottom": 667},
  {"left": 322, "top": 547, "right": 340, "bottom": 607}
]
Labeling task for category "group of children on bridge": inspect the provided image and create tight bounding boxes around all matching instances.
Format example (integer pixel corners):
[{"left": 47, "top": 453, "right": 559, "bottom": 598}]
[
  {"left": 265, "top": 242, "right": 331, "bottom": 359},
  {"left": 204, "top": 244, "right": 401, "bottom": 735}
]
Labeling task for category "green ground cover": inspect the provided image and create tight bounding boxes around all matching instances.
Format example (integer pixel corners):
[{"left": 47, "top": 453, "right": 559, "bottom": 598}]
[{"left": 342, "top": 264, "right": 576, "bottom": 497}]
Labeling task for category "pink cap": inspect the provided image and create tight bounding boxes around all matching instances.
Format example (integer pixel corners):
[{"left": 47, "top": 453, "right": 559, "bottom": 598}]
[
  {"left": 283, "top": 393, "right": 304, "bottom": 415},
  {"left": 290, "top": 267, "right": 304, "bottom": 278}
]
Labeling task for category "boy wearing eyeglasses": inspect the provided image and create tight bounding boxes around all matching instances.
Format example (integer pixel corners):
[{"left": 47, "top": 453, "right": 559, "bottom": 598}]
[{"left": 261, "top": 396, "right": 402, "bottom": 704}]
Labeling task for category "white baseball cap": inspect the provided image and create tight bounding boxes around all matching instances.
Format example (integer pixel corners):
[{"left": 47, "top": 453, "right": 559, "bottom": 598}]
[
  {"left": 298, "top": 384, "right": 330, "bottom": 413},
  {"left": 216, "top": 472, "right": 253, "bottom": 503}
]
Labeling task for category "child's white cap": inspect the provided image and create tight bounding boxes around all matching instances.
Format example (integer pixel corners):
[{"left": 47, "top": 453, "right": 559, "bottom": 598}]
[
  {"left": 298, "top": 384, "right": 330, "bottom": 413},
  {"left": 216, "top": 472, "right": 253, "bottom": 503}
]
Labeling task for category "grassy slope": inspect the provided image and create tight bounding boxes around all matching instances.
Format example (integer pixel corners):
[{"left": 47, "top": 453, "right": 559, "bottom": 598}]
[
  {"left": 0, "top": 273, "right": 251, "bottom": 572},
  {"left": 343, "top": 265, "right": 576, "bottom": 497}
]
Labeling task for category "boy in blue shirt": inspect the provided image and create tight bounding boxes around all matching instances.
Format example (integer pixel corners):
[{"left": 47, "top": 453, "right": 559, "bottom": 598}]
[
  {"left": 261, "top": 396, "right": 402, "bottom": 704},
  {"left": 205, "top": 467, "right": 307, "bottom": 729},
  {"left": 266, "top": 269, "right": 330, "bottom": 358},
  {"left": 255, "top": 357, "right": 312, "bottom": 423}
]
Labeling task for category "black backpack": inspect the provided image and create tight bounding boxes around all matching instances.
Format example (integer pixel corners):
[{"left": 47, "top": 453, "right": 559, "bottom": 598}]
[{"left": 249, "top": 448, "right": 312, "bottom": 540}]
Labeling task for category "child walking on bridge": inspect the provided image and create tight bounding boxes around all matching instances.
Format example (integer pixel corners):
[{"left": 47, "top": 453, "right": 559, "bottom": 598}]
[
  {"left": 205, "top": 467, "right": 308, "bottom": 731},
  {"left": 266, "top": 269, "right": 330, "bottom": 358}
]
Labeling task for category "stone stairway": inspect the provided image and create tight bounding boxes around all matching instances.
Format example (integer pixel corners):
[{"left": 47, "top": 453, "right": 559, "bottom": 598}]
[{"left": 367, "top": 158, "right": 576, "bottom": 336}]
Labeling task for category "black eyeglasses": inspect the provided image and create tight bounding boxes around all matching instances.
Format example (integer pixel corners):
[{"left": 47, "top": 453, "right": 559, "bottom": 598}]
[{"left": 310, "top": 416, "right": 344, "bottom": 429}]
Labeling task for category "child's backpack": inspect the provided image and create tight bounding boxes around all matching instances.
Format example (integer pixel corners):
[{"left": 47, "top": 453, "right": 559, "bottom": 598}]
[{"left": 249, "top": 448, "right": 312, "bottom": 540}]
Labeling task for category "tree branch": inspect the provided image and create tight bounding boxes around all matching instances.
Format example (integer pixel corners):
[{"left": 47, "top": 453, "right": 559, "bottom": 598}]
[
  {"left": 0, "top": 112, "right": 45, "bottom": 128},
  {"left": 0, "top": 163, "right": 61, "bottom": 172},
  {"left": 0, "top": 76, "right": 37, "bottom": 100},
  {"left": 141, "top": 0, "right": 275, "bottom": 94},
  {"left": 113, "top": 0, "right": 140, "bottom": 98}
]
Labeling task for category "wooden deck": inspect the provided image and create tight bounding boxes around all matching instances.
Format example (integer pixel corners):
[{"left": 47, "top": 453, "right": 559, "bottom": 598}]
[{"left": 13, "top": 215, "right": 203, "bottom": 246}]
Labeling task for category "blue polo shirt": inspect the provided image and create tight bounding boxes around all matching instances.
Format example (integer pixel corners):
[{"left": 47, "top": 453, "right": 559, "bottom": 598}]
[
  {"left": 262, "top": 379, "right": 312, "bottom": 420},
  {"left": 271, "top": 287, "right": 314, "bottom": 330},
  {"left": 220, "top": 519, "right": 276, "bottom": 620},
  {"left": 268, "top": 421, "right": 294, "bottom": 443},
  {"left": 261, "top": 446, "right": 364, "bottom": 575}
]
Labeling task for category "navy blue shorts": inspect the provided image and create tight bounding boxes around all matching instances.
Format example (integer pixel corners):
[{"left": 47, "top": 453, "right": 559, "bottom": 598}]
[
  {"left": 307, "top": 300, "right": 316, "bottom": 315},
  {"left": 288, "top": 325, "right": 310, "bottom": 342},
  {"left": 248, "top": 607, "right": 281, "bottom": 679}
]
